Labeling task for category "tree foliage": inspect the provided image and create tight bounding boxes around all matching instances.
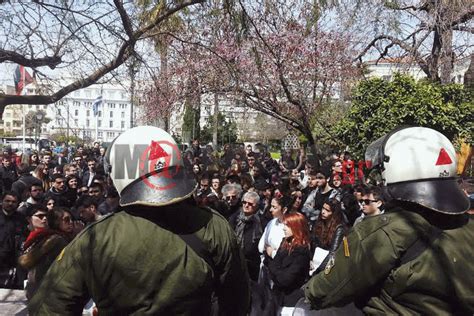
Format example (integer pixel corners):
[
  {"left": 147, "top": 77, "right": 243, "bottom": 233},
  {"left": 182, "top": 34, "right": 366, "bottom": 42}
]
[
  {"left": 200, "top": 112, "right": 237, "bottom": 146},
  {"left": 334, "top": 74, "right": 473, "bottom": 158},
  {"left": 24, "top": 110, "right": 51, "bottom": 134}
]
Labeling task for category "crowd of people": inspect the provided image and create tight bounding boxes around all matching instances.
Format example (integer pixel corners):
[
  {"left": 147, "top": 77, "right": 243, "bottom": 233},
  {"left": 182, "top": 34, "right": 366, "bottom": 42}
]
[
  {"left": 184, "top": 139, "right": 387, "bottom": 314},
  {"left": 0, "top": 142, "right": 117, "bottom": 298},
  {"left": 1, "top": 134, "right": 472, "bottom": 315}
]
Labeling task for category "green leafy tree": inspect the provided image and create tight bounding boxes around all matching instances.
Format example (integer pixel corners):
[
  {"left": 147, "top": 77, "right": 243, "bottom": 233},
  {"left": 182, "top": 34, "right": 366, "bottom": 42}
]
[
  {"left": 25, "top": 110, "right": 51, "bottom": 136},
  {"left": 182, "top": 101, "right": 200, "bottom": 142},
  {"left": 200, "top": 113, "right": 238, "bottom": 146},
  {"left": 334, "top": 74, "right": 473, "bottom": 159}
]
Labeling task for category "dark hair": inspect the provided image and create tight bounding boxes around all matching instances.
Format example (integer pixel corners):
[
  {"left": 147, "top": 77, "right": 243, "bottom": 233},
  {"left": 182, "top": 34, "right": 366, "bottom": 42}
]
[
  {"left": 272, "top": 194, "right": 292, "bottom": 209},
  {"left": 75, "top": 195, "right": 99, "bottom": 208},
  {"left": 2, "top": 191, "right": 19, "bottom": 201},
  {"left": 51, "top": 173, "right": 65, "bottom": 182},
  {"left": 89, "top": 183, "right": 103, "bottom": 192},
  {"left": 313, "top": 198, "right": 345, "bottom": 249},
  {"left": 17, "top": 163, "right": 31, "bottom": 175},
  {"left": 362, "top": 185, "right": 385, "bottom": 204},
  {"left": 25, "top": 204, "right": 48, "bottom": 217},
  {"left": 47, "top": 207, "right": 71, "bottom": 231}
]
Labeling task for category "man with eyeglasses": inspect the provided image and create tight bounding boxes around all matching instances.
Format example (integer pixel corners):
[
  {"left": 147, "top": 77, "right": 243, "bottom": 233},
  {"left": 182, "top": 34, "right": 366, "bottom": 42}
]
[
  {"left": 353, "top": 186, "right": 385, "bottom": 226},
  {"left": 220, "top": 183, "right": 243, "bottom": 219},
  {"left": 229, "top": 191, "right": 263, "bottom": 282},
  {"left": 0, "top": 192, "right": 28, "bottom": 289}
]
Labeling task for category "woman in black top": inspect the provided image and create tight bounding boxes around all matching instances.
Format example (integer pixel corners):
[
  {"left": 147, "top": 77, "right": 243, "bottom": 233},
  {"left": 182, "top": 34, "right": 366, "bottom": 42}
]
[{"left": 266, "top": 212, "right": 311, "bottom": 313}]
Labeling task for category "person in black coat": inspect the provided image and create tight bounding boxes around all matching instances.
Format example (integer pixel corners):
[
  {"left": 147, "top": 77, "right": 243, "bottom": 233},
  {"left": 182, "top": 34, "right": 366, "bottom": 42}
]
[
  {"left": 265, "top": 212, "right": 311, "bottom": 309},
  {"left": 229, "top": 191, "right": 264, "bottom": 282},
  {"left": 11, "top": 163, "right": 42, "bottom": 201}
]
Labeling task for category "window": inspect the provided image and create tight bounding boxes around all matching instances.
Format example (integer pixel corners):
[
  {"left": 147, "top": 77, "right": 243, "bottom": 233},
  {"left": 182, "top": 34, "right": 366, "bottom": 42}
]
[
  {"left": 121, "top": 111, "right": 125, "bottom": 118},
  {"left": 75, "top": 109, "right": 79, "bottom": 116},
  {"left": 110, "top": 111, "right": 113, "bottom": 118},
  {"left": 107, "top": 132, "right": 115, "bottom": 138},
  {"left": 98, "top": 120, "right": 102, "bottom": 127},
  {"left": 86, "top": 110, "right": 90, "bottom": 117},
  {"left": 57, "top": 109, "right": 62, "bottom": 115},
  {"left": 98, "top": 111, "right": 102, "bottom": 117},
  {"left": 74, "top": 119, "right": 78, "bottom": 126},
  {"left": 86, "top": 119, "right": 90, "bottom": 127},
  {"left": 121, "top": 121, "right": 125, "bottom": 129},
  {"left": 98, "top": 131, "right": 103, "bottom": 137},
  {"left": 73, "top": 101, "right": 80, "bottom": 107},
  {"left": 109, "top": 121, "right": 113, "bottom": 128}
]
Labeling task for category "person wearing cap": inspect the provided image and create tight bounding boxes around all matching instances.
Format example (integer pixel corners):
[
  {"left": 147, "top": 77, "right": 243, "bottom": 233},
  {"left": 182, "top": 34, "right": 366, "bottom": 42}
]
[
  {"left": 304, "top": 126, "right": 474, "bottom": 315},
  {"left": 28, "top": 126, "right": 250, "bottom": 315}
]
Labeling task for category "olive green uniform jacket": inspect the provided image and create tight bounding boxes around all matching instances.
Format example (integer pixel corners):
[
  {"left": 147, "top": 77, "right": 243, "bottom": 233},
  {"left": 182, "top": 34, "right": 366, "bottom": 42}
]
[
  {"left": 28, "top": 205, "right": 250, "bottom": 315},
  {"left": 305, "top": 207, "right": 474, "bottom": 315}
]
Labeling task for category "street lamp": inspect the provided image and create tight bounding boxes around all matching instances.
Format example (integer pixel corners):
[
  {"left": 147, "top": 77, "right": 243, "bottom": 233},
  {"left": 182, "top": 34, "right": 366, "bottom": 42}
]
[{"left": 35, "top": 112, "right": 44, "bottom": 150}]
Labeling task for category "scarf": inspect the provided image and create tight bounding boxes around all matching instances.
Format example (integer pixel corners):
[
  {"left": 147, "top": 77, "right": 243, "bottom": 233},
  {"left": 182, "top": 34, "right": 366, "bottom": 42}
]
[
  {"left": 24, "top": 228, "right": 56, "bottom": 250},
  {"left": 235, "top": 211, "right": 262, "bottom": 248}
]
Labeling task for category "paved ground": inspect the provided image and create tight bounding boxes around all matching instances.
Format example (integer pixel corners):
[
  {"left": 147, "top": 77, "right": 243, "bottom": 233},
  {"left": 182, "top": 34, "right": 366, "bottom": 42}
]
[{"left": 0, "top": 289, "right": 27, "bottom": 315}]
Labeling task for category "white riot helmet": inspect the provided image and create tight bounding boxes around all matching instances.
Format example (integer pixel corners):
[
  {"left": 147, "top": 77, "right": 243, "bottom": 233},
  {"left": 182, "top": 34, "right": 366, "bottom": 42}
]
[
  {"left": 106, "top": 126, "right": 197, "bottom": 207},
  {"left": 365, "top": 126, "right": 469, "bottom": 214}
]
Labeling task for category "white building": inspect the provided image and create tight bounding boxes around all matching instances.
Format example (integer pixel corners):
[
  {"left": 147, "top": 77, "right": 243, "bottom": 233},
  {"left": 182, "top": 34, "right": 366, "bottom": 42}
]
[
  {"left": 0, "top": 81, "right": 138, "bottom": 144},
  {"left": 169, "top": 93, "right": 286, "bottom": 143},
  {"left": 47, "top": 82, "right": 135, "bottom": 143},
  {"left": 366, "top": 55, "right": 472, "bottom": 83}
]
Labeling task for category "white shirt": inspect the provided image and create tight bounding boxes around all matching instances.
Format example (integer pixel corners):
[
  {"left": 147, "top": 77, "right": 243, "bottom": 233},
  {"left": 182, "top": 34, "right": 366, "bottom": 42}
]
[{"left": 258, "top": 218, "right": 285, "bottom": 258}]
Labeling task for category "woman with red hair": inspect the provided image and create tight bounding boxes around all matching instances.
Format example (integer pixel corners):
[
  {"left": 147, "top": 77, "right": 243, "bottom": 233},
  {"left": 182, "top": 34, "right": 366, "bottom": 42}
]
[{"left": 265, "top": 212, "right": 311, "bottom": 314}]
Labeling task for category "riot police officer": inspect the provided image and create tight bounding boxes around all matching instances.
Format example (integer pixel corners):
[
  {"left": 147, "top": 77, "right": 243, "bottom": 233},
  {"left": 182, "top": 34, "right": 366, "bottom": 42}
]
[
  {"left": 304, "top": 126, "right": 473, "bottom": 315},
  {"left": 29, "top": 126, "right": 250, "bottom": 315}
]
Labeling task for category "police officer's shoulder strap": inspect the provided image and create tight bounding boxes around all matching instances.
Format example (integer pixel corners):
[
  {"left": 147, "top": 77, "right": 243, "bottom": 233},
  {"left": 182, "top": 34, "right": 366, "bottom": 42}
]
[
  {"left": 178, "top": 233, "right": 216, "bottom": 274},
  {"left": 399, "top": 226, "right": 442, "bottom": 265},
  {"left": 179, "top": 207, "right": 218, "bottom": 274}
]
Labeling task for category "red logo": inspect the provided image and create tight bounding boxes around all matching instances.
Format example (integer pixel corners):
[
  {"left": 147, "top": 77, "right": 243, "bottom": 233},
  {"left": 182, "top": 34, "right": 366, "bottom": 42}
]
[
  {"left": 435, "top": 148, "right": 452, "bottom": 166},
  {"left": 138, "top": 140, "right": 181, "bottom": 191}
]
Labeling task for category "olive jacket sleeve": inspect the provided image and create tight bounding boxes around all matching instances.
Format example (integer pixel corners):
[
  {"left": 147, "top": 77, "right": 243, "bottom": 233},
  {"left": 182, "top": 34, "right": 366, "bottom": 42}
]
[{"left": 304, "top": 214, "right": 416, "bottom": 309}]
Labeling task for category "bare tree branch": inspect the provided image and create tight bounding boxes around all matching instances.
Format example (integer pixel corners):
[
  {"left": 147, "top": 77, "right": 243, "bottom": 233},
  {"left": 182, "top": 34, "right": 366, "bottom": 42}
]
[
  {"left": 0, "top": 0, "right": 205, "bottom": 114},
  {"left": 452, "top": 25, "right": 474, "bottom": 33},
  {"left": 0, "top": 49, "right": 61, "bottom": 68}
]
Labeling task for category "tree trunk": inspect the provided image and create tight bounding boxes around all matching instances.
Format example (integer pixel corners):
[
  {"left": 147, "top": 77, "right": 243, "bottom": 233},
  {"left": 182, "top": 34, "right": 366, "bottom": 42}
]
[
  {"left": 463, "top": 54, "right": 474, "bottom": 93},
  {"left": 213, "top": 93, "right": 219, "bottom": 148},
  {"left": 159, "top": 44, "right": 170, "bottom": 131},
  {"left": 303, "top": 129, "right": 321, "bottom": 170}
]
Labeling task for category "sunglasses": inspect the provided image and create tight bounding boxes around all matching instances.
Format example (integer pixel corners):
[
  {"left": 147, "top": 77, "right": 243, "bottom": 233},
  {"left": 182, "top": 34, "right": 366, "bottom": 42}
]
[
  {"left": 242, "top": 201, "right": 255, "bottom": 207},
  {"left": 226, "top": 195, "right": 238, "bottom": 200},
  {"left": 33, "top": 213, "right": 47, "bottom": 219},
  {"left": 361, "top": 199, "right": 378, "bottom": 205}
]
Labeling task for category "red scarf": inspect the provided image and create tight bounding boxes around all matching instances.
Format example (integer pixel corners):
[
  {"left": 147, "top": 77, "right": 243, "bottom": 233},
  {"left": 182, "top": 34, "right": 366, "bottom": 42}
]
[{"left": 24, "top": 228, "right": 56, "bottom": 249}]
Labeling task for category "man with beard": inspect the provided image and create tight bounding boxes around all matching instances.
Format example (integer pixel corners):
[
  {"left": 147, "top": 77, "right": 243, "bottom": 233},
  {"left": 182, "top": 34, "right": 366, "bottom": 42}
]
[
  {"left": 45, "top": 174, "right": 71, "bottom": 207},
  {"left": 18, "top": 184, "right": 45, "bottom": 216},
  {"left": 11, "top": 163, "right": 42, "bottom": 201}
]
